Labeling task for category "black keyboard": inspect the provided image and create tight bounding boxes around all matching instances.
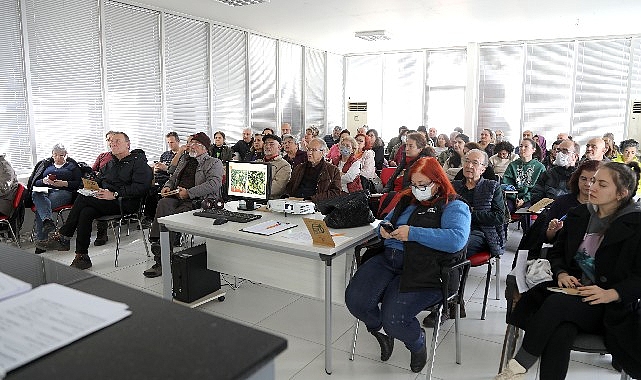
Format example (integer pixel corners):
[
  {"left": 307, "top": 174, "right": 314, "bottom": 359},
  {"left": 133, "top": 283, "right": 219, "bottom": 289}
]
[{"left": 193, "top": 209, "right": 262, "bottom": 223}]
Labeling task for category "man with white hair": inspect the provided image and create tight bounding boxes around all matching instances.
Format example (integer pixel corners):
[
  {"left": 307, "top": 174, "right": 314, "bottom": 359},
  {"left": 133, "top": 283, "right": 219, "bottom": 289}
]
[{"left": 232, "top": 127, "right": 254, "bottom": 161}]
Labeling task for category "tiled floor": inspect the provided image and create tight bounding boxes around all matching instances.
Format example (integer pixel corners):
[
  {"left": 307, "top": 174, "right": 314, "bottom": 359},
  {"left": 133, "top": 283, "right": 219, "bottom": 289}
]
[{"left": 5, "top": 221, "right": 625, "bottom": 380}]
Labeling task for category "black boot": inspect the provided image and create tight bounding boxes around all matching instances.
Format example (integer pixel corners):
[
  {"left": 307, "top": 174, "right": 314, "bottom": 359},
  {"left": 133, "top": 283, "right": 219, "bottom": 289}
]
[
  {"left": 94, "top": 221, "right": 109, "bottom": 246},
  {"left": 410, "top": 329, "right": 427, "bottom": 373},
  {"left": 370, "top": 330, "right": 394, "bottom": 361}
]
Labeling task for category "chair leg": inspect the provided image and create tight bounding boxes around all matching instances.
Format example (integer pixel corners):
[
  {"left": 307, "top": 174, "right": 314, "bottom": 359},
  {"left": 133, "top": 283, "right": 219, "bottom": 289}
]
[
  {"left": 620, "top": 370, "right": 630, "bottom": 380},
  {"left": 499, "top": 324, "right": 519, "bottom": 373},
  {"left": 495, "top": 255, "right": 501, "bottom": 300},
  {"left": 481, "top": 261, "right": 492, "bottom": 320},
  {"left": 455, "top": 300, "right": 462, "bottom": 364},
  {"left": 426, "top": 304, "right": 443, "bottom": 380},
  {"left": 349, "top": 319, "right": 359, "bottom": 361},
  {"left": 4, "top": 223, "right": 21, "bottom": 248},
  {"left": 138, "top": 219, "right": 150, "bottom": 257},
  {"left": 114, "top": 221, "right": 122, "bottom": 267}
]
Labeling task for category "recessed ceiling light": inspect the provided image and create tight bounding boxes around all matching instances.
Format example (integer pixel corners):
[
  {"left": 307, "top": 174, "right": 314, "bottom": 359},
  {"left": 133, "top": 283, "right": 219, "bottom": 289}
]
[
  {"left": 213, "top": 0, "right": 269, "bottom": 6},
  {"left": 355, "top": 30, "right": 390, "bottom": 42}
]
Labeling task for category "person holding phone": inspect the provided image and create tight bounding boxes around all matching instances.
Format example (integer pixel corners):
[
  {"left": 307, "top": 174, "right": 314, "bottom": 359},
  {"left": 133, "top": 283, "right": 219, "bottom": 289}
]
[
  {"left": 497, "top": 162, "right": 641, "bottom": 380},
  {"left": 345, "top": 157, "right": 470, "bottom": 373},
  {"left": 25, "top": 143, "right": 82, "bottom": 253}
]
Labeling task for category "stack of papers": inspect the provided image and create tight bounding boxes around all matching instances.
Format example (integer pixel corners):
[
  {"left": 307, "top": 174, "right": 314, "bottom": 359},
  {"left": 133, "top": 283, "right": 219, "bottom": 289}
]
[{"left": 0, "top": 282, "right": 131, "bottom": 376}]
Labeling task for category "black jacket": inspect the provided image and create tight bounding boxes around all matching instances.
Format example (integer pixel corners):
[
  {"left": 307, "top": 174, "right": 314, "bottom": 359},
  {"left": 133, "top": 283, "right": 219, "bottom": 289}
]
[
  {"left": 547, "top": 203, "right": 641, "bottom": 377},
  {"left": 97, "top": 151, "right": 152, "bottom": 200}
]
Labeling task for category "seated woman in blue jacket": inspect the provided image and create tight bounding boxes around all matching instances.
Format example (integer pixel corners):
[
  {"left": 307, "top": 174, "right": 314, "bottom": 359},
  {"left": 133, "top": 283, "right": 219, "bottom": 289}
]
[
  {"left": 497, "top": 161, "right": 641, "bottom": 380},
  {"left": 345, "top": 157, "right": 471, "bottom": 373},
  {"left": 26, "top": 143, "right": 82, "bottom": 253}
]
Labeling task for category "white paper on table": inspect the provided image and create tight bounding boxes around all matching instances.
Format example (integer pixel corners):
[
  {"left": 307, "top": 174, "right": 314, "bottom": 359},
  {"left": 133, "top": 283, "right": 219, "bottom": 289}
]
[
  {"left": 0, "top": 283, "right": 131, "bottom": 375},
  {"left": 0, "top": 272, "right": 32, "bottom": 302}
]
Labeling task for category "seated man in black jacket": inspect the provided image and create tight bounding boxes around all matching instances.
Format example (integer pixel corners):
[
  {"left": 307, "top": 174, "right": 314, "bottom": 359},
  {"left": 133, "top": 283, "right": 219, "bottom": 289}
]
[
  {"left": 37, "top": 132, "right": 152, "bottom": 270},
  {"left": 530, "top": 139, "right": 579, "bottom": 205}
]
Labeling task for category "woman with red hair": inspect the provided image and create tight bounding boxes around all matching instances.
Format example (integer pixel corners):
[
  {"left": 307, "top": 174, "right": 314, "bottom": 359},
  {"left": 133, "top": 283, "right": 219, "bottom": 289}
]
[{"left": 345, "top": 157, "right": 471, "bottom": 373}]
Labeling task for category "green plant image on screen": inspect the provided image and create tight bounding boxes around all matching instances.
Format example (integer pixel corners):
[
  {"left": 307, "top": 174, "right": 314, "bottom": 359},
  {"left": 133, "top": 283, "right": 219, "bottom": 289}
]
[
  {"left": 246, "top": 170, "right": 266, "bottom": 195},
  {"left": 230, "top": 169, "right": 266, "bottom": 195},
  {"left": 230, "top": 169, "right": 248, "bottom": 193}
]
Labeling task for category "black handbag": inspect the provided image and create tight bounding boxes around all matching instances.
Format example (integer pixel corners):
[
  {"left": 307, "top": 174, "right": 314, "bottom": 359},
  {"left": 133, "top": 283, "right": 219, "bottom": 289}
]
[{"left": 316, "top": 190, "right": 375, "bottom": 228}]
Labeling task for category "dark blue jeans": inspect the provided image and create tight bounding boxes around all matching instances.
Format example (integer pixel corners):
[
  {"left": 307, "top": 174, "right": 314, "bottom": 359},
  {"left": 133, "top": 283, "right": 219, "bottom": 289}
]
[{"left": 345, "top": 247, "right": 442, "bottom": 352}]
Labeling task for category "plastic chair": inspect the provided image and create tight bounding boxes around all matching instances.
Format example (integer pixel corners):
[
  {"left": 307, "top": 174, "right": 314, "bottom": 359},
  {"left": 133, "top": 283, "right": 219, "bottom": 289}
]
[
  {"left": 379, "top": 167, "right": 396, "bottom": 186},
  {"left": 95, "top": 196, "right": 149, "bottom": 266},
  {"left": 467, "top": 250, "right": 500, "bottom": 320},
  {"left": 0, "top": 183, "right": 25, "bottom": 248},
  {"left": 347, "top": 239, "right": 471, "bottom": 379}
]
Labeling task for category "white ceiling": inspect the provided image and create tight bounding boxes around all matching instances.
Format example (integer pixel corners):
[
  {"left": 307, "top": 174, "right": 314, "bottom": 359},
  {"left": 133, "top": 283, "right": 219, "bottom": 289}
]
[{"left": 138, "top": 0, "right": 641, "bottom": 54}]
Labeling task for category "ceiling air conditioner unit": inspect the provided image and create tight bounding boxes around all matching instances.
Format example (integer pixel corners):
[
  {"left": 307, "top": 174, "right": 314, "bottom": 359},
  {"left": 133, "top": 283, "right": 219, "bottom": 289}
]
[
  {"left": 627, "top": 99, "right": 641, "bottom": 141},
  {"left": 346, "top": 101, "right": 367, "bottom": 135}
]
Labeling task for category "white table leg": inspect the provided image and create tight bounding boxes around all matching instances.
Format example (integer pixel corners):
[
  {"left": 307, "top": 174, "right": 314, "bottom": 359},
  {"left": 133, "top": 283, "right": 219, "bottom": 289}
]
[
  {"left": 161, "top": 225, "right": 172, "bottom": 300},
  {"left": 324, "top": 256, "right": 332, "bottom": 375}
]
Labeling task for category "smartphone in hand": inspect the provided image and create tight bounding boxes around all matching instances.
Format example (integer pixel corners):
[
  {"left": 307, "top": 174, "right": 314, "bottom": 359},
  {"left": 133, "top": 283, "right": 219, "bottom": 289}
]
[{"left": 380, "top": 222, "right": 395, "bottom": 233}]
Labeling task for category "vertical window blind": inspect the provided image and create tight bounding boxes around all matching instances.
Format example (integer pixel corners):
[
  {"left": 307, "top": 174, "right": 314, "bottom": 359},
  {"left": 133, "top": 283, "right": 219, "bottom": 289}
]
[
  {"left": 326, "top": 52, "right": 345, "bottom": 133},
  {"left": 24, "top": 0, "right": 103, "bottom": 168},
  {"left": 522, "top": 42, "right": 574, "bottom": 143},
  {"left": 279, "top": 41, "right": 303, "bottom": 136},
  {"left": 381, "top": 51, "right": 423, "bottom": 132},
  {"left": 477, "top": 44, "right": 525, "bottom": 145},
  {"left": 211, "top": 26, "right": 247, "bottom": 143},
  {"left": 249, "top": 34, "right": 277, "bottom": 133},
  {"left": 304, "top": 48, "right": 326, "bottom": 133},
  {"left": 0, "top": 0, "right": 30, "bottom": 171},
  {"left": 103, "top": 1, "right": 162, "bottom": 158},
  {"left": 163, "top": 14, "right": 210, "bottom": 148}
]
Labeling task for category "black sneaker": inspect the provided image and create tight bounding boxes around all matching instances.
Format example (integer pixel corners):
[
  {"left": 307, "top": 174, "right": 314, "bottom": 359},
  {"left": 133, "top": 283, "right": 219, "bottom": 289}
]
[
  {"left": 42, "top": 219, "right": 56, "bottom": 237},
  {"left": 35, "top": 233, "right": 70, "bottom": 251},
  {"left": 143, "top": 263, "right": 162, "bottom": 278},
  {"left": 70, "top": 255, "right": 92, "bottom": 270},
  {"left": 93, "top": 234, "right": 108, "bottom": 246}
]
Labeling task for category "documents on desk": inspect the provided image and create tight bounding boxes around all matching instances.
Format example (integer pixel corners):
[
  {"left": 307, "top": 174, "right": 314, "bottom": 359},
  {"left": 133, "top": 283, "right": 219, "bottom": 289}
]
[
  {"left": 0, "top": 272, "right": 31, "bottom": 302},
  {"left": 0, "top": 282, "right": 130, "bottom": 377},
  {"left": 240, "top": 219, "right": 297, "bottom": 236}
]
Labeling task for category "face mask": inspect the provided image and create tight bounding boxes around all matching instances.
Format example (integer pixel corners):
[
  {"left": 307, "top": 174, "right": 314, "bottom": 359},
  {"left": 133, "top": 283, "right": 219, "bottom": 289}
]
[
  {"left": 554, "top": 151, "right": 570, "bottom": 167},
  {"left": 188, "top": 151, "right": 197, "bottom": 158},
  {"left": 401, "top": 135, "right": 407, "bottom": 143},
  {"left": 339, "top": 146, "right": 352, "bottom": 156},
  {"left": 412, "top": 183, "right": 435, "bottom": 202},
  {"left": 495, "top": 135, "right": 503, "bottom": 143}
]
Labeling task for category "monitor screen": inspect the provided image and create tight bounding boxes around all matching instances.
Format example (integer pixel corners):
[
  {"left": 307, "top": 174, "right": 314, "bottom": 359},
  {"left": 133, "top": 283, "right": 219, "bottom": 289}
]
[{"left": 226, "top": 161, "right": 272, "bottom": 210}]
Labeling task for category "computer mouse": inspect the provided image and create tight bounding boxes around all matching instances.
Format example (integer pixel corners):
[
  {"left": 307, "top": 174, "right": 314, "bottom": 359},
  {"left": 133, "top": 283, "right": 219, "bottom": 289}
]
[{"left": 212, "top": 218, "right": 228, "bottom": 225}]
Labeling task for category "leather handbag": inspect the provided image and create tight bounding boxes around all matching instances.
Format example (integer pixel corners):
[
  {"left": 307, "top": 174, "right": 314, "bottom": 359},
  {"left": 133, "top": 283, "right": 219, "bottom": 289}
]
[{"left": 315, "top": 190, "right": 375, "bottom": 228}]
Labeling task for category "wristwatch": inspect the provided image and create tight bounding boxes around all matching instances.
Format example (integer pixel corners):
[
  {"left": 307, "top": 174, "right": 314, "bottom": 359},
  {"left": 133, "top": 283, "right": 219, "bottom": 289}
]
[{"left": 113, "top": 191, "right": 119, "bottom": 199}]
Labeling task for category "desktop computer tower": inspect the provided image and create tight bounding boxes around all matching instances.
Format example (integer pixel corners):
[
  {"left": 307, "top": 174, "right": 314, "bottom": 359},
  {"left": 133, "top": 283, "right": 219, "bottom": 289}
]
[{"left": 171, "top": 244, "right": 221, "bottom": 303}]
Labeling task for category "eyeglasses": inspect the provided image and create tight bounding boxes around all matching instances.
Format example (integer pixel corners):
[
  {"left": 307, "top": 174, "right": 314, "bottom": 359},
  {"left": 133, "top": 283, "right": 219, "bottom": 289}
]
[
  {"left": 308, "top": 148, "right": 325, "bottom": 153},
  {"left": 585, "top": 144, "right": 598, "bottom": 149},
  {"left": 554, "top": 148, "right": 574, "bottom": 154},
  {"left": 411, "top": 183, "right": 432, "bottom": 191},
  {"left": 463, "top": 159, "right": 485, "bottom": 167}
]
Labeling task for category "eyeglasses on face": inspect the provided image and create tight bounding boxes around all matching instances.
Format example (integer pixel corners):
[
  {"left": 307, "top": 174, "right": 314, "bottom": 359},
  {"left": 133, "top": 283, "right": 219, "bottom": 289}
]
[
  {"left": 464, "top": 159, "right": 485, "bottom": 167},
  {"left": 308, "top": 148, "right": 325, "bottom": 153},
  {"left": 554, "top": 148, "right": 574, "bottom": 154},
  {"left": 411, "top": 183, "right": 432, "bottom": 191}
]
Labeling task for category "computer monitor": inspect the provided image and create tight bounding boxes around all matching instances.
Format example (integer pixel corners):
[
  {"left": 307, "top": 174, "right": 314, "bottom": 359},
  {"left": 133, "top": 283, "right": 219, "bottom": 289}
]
[{"left": 226, "top": 161, "right": 272, "bottom": 211}]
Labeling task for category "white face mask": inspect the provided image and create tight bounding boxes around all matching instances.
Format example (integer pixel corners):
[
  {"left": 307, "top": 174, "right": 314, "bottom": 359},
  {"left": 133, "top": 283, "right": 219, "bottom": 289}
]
[
  {"left": 554, "top": 151, "right": 570, "bottom": 167},
  {"left": 412, "top": 183, "right": 435, "bottom": 202},
  {"left": 188, "top": 151, "right": 198, "bottom": 158},
  {"left": 401, "top": 135, "right": 407, "bottom": 143}
]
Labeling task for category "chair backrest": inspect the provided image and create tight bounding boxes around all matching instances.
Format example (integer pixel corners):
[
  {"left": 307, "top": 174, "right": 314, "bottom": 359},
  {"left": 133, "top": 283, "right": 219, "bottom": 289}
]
[
  {"left": 380, "top": 167, "right": 395, "bottom": 186},
  {"left": 13, "top": 184, "right": 25, "bottom": 209}
]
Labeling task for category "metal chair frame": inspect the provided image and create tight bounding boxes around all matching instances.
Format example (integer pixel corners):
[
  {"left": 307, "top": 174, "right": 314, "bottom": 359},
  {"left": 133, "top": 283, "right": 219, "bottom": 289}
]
[
  {"left": 0, "top": 184, "right": 25, "bottom": 248},
  {"left": 95, "top": 196, "right": 149, "bottom": 266}
]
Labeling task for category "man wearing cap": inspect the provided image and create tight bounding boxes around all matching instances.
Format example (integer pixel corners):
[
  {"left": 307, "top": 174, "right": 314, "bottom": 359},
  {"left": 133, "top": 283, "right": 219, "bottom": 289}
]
[
  {"left": 143, "top": 132, "right": 223, "bottom": 278},
  {"left": 324, "top": 126, "right": 342, "bottom": 149},
  {"left": 257, "top": 134, "right": 291, "bottom": 198}
]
